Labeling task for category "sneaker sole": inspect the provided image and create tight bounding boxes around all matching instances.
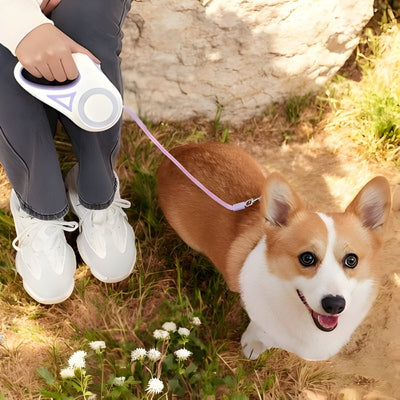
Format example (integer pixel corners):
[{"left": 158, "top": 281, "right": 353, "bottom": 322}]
[
  {"left": 78, "top": 240, "right": 137, "bottom": 283},
  {"left": 89, "top": 262, "right": 135, "bottom": 283},
  {"left": 21, "top": 278, "right": 74, "bottom": 305}
]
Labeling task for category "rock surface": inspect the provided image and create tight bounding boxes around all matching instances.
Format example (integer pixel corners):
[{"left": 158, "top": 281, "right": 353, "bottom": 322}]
[{"left": 121, "top": 0, "right": 374, "bottom": 123}]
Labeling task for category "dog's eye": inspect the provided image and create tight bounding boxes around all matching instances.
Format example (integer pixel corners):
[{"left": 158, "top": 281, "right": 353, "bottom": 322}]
[
  {"left": 343, "top": 253, "right": 358, "bottom": 269},
  {"left": 298, "top": 252, "right": 317, "bottom": 267}
]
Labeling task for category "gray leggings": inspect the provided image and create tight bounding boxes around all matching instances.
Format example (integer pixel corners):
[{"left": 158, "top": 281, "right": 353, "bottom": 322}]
[{"left": 0, "top": 0, "right": 132, "bottom": 220}]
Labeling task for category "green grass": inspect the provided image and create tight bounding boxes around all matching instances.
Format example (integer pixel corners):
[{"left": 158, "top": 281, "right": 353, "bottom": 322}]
[
  {"left": 284, "top": 93, "right": 313, "bottom": 125},
  {"left": 326, "top": 23, "right": 400, "bottom": 164}
]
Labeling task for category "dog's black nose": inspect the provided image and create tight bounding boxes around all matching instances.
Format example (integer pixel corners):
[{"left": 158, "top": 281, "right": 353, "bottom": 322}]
[{"left": 321, "top": 295, "right": 346, "bottom": 315}]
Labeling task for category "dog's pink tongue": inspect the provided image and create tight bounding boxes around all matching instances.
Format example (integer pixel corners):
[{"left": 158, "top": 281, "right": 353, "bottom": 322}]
[{"left": 318, "top": 314, "right": 338, "bottom": 329}]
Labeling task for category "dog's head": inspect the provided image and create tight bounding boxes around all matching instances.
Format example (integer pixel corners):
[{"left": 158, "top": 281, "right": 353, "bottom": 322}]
[{"left": 262, "top": 174, "right": 391, "bottom": 333}]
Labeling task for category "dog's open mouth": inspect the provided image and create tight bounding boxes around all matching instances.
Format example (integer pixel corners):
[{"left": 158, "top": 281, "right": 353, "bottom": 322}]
[{"left": 296, "top": 290, "right": 339, "bottom": 332}]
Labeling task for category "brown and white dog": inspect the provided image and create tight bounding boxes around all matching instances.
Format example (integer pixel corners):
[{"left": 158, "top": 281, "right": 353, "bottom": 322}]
[{"left": 157, "top": 142, "right": 391, "bottom": 360}]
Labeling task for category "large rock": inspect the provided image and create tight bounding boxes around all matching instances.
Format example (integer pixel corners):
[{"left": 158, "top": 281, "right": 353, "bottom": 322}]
[{"left": 121, "top": 0, "right": 374, "bottom": 124}]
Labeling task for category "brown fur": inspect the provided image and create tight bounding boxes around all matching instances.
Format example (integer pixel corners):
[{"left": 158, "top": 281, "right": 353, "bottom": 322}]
[
  {"left": 264, "top": 211, "right": 329, "bottom": 280},
  {"left": 157, "top": 142, "right": 267, "bottom": 291}
]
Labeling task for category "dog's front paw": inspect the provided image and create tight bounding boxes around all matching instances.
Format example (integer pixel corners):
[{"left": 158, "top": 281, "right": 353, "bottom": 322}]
[
  {"left": 241, "top": 338, "right": 266, "bottom": 360},
  {"left": 241, "top": 322, "right": 268, "bottom": 360}
]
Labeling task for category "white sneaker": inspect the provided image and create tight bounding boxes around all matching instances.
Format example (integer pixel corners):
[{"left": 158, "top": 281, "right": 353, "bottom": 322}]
[
  {"left": 10, "top": 190, "right": 78, "bottom": 304},
  {"left": 65, "top": 165, "right": 136, "bottom": 283}
]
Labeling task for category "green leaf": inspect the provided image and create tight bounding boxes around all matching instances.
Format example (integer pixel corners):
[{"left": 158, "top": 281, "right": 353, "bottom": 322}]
[
  {"left": 188, "top": 372, "right": 201, "bottom": 385},
  {"left": 185, "top": 362, "right": 197, "bottom": 375},
  {"left": 163, "top": 353, "right": 175, "bottom": 370},
  {"left": 69, "top": 380, "right": 83, "bottom": 392},
  {"left": 169, "top": 375, "right": 185, "bottom": 396},
  {"left": 222, "top": 375, "right": 236, "bottom": 388},
  {"left": 37, "top": 367, "right": 55, "bottom": 385},
  {"left": 190, "top": 336, "right": 206, "bottom": 351}
]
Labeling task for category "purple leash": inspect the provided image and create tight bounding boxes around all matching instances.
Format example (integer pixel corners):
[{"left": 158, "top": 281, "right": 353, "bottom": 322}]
[{"left": 123, "top": 106, "right": 261, "bottom": 212}]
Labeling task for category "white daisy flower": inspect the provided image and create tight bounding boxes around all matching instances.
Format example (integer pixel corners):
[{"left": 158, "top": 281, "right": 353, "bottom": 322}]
[
  {"left": 113, "top": 376, "right": 126, "bottom": 386},
  {"left": 191, "top": 317, "right": 201, "bottom": 326},
  {"left": 60, "top": 367, "right": 75, "bottom": 379},
  {"left": 146, "top": 377, "right": 164, "bottom": 394},
  {"left": 131, "top": 347, "right": 147, "bottom": 362},
  {"left": 89, "top": 341, "right": 106, "bottom": 351},
  {"left": 178, "top": 327, "right": 190, "bottom": 337},
  {"left": 88, "top": 395, "right": 97, "bottom": 400},
  {"left": 153, "top": 329, "right": 170, "bottom": 340},
  {"left": 161, "top": 321, "right": 177, "bottom": 332},
  {"left": 174, "top": 348, "right": 192, "bottom": 361},
  {"left": 68, "top": 350, "right": 87, "bottom": 370},
  {"left": 147, "top": 348, "right": 162, "bottom": 362}
]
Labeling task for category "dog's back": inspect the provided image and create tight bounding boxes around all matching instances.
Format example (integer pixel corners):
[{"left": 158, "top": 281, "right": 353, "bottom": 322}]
[{"left": 157, "top": 142, "right": 267, "bottom": 291}]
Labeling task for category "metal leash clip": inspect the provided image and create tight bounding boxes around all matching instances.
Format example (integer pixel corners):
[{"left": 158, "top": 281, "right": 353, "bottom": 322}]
[{"left": 245, "top": 197, "right": 262, "bottom": 208}]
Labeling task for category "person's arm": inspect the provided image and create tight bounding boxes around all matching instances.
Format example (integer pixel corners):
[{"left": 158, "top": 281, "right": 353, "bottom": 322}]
[
  {"left": 0, "top": 0, "right": 100, "bottom": 82},
  {"left": 0, "top": 0, "right": 53, "bottom": 56}
]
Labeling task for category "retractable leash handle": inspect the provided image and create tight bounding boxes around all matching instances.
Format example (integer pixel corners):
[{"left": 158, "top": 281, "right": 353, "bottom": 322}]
[
  {"left": 14, "top": 53, "right": 123, "bottom": 132},
  {"left": 14, "top": 53, "right": 260, "bottom": 211}
]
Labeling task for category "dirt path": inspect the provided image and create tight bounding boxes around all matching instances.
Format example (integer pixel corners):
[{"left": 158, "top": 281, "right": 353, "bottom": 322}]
[{"left": 233, "top": 127, "right": 400, "bottom": 398}]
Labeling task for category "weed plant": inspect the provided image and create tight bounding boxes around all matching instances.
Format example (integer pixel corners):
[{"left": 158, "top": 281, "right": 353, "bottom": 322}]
[{"left": 37, "top": 317, "right": 206, "bottom": 399}]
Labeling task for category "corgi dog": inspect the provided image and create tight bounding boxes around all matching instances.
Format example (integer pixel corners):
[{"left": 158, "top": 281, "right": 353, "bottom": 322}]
[{"left": 157, "top": 142, "right": 391, "bottom": 361}]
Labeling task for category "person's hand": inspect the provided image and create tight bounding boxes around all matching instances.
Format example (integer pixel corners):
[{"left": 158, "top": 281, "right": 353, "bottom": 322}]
[
  {"left": 40, "top": 0, "right": 62, "bottom": 15},
  {"left": 15, "top": 24, "right": 101, "bottom": 82}
]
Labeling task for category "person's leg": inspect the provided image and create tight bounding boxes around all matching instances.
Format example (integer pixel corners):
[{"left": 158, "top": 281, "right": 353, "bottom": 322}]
[
  {"left": 51, "top": 0, "right": 132, "bottom": 209},
  {"left": 0, "top": 46, "right": 68, "bottom": 219},
  {"left": 52, "top": 0, "right": 136, "bottom": 282},
  {"left": 0, "top": 44, "right": 77, "bottom": 304}
]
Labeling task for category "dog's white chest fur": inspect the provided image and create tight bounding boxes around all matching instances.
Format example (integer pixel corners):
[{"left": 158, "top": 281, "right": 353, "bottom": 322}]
[{"left": 239, "top": 213, "right": 376, "bottom": 361}]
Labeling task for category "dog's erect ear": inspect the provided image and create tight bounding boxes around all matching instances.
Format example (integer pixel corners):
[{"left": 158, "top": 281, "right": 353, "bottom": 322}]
[
  {"left": 346, "top": 176, "right": 391, "bottom": 229},
  {"left": 263, "top": 172, "right": 303, "bottom": 226}
]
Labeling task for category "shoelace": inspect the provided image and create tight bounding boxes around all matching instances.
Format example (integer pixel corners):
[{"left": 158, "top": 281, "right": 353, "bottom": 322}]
[
  {"left": 79, "top": 198, "right": 131, "bottom": 230},
  {"left": 12, "top": 219, "right": 78, "bottom": 252}
]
